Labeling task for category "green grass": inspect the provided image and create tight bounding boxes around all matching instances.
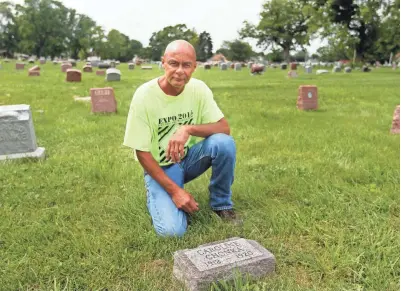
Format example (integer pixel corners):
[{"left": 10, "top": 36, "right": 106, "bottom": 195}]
[{"left": 0, "top": 61, "right": 399, "bottom": 291}]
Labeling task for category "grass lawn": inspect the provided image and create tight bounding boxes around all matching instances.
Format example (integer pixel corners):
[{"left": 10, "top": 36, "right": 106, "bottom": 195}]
[{"left": 0, "top": 61, "right": 399, "bottom": 291}]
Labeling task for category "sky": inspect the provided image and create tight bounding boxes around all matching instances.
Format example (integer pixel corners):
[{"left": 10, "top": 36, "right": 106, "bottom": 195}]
[{"left": 12, "top": 0, "right": 323, "bottom": 53}]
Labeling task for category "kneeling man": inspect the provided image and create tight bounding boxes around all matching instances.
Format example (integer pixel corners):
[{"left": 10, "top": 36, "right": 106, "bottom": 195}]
[{"left": 123, "top": 40, "right": 237, "bottom": 237}]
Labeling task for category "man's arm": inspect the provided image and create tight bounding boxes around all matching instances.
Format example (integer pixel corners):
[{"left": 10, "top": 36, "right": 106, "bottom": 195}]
[
  {"left": 186, "top": 117, "right": 230, "bottom": 137},
  {"left": 136, "top": 150, "right": 199, "bottom": 214},
  {"left": 166, "top": 118, "right": 230, "bottom": 163}
]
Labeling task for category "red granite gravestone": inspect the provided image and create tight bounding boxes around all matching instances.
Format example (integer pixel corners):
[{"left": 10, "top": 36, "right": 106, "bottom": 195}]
[
  {"left": 290, "top": 63, "right": 297, "bottom": 70},
  {"left": 96, "top": 70, "right": 105, "bottom": 76},
  {"left": 61, "top": 63, "right": 72, "bottom": 72},
  {"left": 28, "top": 66, "right": 40, "bottom": 76},
  {"left": 16, "top": 63, "right": 25, "bottom": 70},
  {"left": 251, "top": 64, "right": 264, "bottom": 74},
  {"left": 90, "top": 87, "right": 117, "bottom": 113},
  {"left": 230, "top": 63, "right": 235, "bottom": 69},
  {"left": 297, "top": 85, "right": 318, "bottom": 110},
  {"left": 83, "top": 65, "right": 93, "bottom": 72},
  {"left": 66, "top": 69, "right": 82, "bottom": 82},
  {"left": 390, "top": 105, "right": 400, "bottom": 134}
]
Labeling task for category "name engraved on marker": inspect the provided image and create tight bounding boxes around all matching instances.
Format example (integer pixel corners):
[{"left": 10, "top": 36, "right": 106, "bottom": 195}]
[
  {"left": 0, "top": 124, "right": 29, "bottom": 143},
  {"left": 184, "top": 239, "right": 263, "bottom": 272},
  {"left": 95, "top": 90, "right": 110, "bottom": 96}
]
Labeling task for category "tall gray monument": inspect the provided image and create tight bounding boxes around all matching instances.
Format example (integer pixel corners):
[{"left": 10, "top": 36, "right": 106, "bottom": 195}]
[
  {"left": 0, "top": 105, "right": 45, "bottom": 161},
  {"left": 173, "top": 237, "right": 275, "bottom": 291}
]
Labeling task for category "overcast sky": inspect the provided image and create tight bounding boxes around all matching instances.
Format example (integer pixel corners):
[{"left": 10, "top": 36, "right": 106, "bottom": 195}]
[{"left": 12, "top": 0, "right": 322, "bottom": 53}]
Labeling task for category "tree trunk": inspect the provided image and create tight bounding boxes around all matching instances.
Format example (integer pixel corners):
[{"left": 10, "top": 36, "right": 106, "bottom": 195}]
[{"left": 283, "top": 47, "right": 290, "bottom": 62}]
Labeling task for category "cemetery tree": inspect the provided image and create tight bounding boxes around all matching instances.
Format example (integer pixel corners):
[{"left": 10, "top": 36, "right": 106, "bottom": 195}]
[
  {"left": 227, "top": 40, "right": 253, "bottom": 61},
  {"left": 311, "top": 0, "right": 397, "bottom": 61},
  {"left": 15, "top": 0, "right": 74, "bottom": 58},
  {"left": 239, "top": 0, "right": 311, "bottom": 62},
  {"left": 195, "top": 31, "right": 213, "bottom": 62},
  {"left": 69, "top": 13, "right": 98, "bottom": 60},
  {"left": 375, "top": 0, "right": 400, "bottom": 61},
  {"left": 0, "top": 1, "right": 20, "bottom": 57},
  {"left": 127, "top": 39, "right": 143, "bottom": 59},
  {"left": 148, "top": 24, "right": 198, "bottom": 61}
]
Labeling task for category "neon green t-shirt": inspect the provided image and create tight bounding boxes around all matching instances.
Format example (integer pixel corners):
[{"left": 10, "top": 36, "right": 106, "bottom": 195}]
[{"left": 123, "top": 77, "right": 224, "bottom": 166}]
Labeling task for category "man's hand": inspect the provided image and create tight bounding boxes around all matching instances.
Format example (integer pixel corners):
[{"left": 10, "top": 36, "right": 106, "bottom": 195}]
[
  {"left": 166, "top": 125, "right": 190, "bottom": 163},
  {"left": 171, "top": 188, "right": 199, "bottom": 214}
]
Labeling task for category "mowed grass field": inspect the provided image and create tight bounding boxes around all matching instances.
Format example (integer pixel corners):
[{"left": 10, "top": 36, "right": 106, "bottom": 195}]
[{"left": 0, "top": 61, "right": 399, "bottom": 291}]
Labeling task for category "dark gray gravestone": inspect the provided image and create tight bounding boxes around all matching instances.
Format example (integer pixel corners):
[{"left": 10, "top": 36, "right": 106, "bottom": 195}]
[
  {"left": 344, "top": 67, "right": 352, "bottom": 73},
  {"left": 128, "top": 63, "right": 135, "bottom": 70},
  {"left": 220, "top": 63, "right": 228, "bottom": 71},
  {"left": 106, "top": 68, "right": 121, "bottom": 81},
  {"left": 280, "top": 63, "right": 287, "bottom": 70},
  {"left": 0, "top": 105, "right": 45, "bottom": 161},
  {"left": 332, "top": 66, "right": 341, "bottom": 73},
  {"left": 173, "top": 237, "right": 275, "bottom": 291},
  {"left": 98, "top": 62, "right": 111, "bottom": 69}
]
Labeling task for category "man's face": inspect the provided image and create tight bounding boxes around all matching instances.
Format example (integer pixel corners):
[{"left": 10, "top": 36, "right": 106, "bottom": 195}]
[{"left": 162, "top": 51, "right": 196, "bottom": 89}]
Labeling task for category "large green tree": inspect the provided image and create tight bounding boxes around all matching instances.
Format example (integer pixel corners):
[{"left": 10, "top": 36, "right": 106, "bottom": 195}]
[
  {"left": 309, "top": 0, "right": 399, "bottom": 61},
  {"left": 15, "top": 0, "right": 74, "bottom": 58},
  {"left": 0, "top": 1, "right": 19, "bottom": 57},
  {"left": 239, "top": 0, "right": 311, "bottom": 61},
  {"left": 148, "top": 24, "right": 198, "bottom": 61},
  {"left": 195, "top": 31, "right": 213, "bottom": 61},
  {"left": 217, "top": 40, "right": 253, "bottom": 62}
]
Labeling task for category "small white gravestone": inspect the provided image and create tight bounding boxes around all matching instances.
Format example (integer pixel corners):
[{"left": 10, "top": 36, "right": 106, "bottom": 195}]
[
  {"left": 234, "top": 63, "right": 242, "bottom": 71},
  {"left": 173, "top": 237, "right": 275, "bottom": 291},
  {"left": 106, "top": 68, "right": 121, "bottom": 81},
  {"left": 0, "top": 105, "right": 45, "bottom": 161},
  {"left": 316, "top": 69, "right": 329, "bottom": 75},
  {"left": 305, "top": 66, "right": 312, "bottom": 74}
]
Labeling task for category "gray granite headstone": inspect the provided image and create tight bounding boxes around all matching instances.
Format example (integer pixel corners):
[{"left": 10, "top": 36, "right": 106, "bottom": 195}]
[
  {"left": 332, "top": 66, "right": 341, "bottom": 73},
  {"left": 344, "top": 67, "right": 352, "bottom": 73},
  {"left": 220, "top": 63, "right": 228, "bottom": 71},
  {"left": 128, "top": 63, "right": 135, "bottom": 70},
  {"left": 0, "top": 105, "right": 45, "bottom": 160},
  {"left": 280, "top": 63, "right": 287, "bottom": 70},
  {"left": 173, "top": 237, "right": 275, "bottom": 291},
  {"left": 106, "top": 68, "right": 121, "bottom": 81},
  {"left": 234, "top": 63, "right": 242, "bottom": 71},
  {"left": 305, "top": 66, "right": 312, "bottom": 74}
]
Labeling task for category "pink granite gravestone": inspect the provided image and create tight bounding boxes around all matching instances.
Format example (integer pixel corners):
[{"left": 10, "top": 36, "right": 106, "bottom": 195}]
[
  {"left": 28, "top": 66, "right": 40, "bottom": 76},
  {"left": 297, "top": 85, "right": 318, "bottom": 110},
  {"left": 90, "top": 87, "right": 117, "bottom": 113},
  {"left": 66, "top": 69, "right": 82, "bottom": 82},
  {"left": 288, "top": 71, "right": 298, "bottom": 78},
  {"left": 96, "top": 70, "right": 105, "bottom": 76},
  {"left": 390, "top": 105, "right": 400, "bottom": 134},
  {"left": 61, "top": 63, "right": 72, "bottom": 72},
  {"left": 16, "top": 63, "right": 25, "bottom": 70}
]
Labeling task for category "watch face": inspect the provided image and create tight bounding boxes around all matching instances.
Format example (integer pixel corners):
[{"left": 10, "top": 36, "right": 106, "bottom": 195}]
[{"left": 308, "top": 92, "right": 313, "bottom": 99}]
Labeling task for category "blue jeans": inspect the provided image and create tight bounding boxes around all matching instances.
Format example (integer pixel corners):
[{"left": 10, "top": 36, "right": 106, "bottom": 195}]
[{"left": 144, "top": 133, "right": 236, "bottom": 237}]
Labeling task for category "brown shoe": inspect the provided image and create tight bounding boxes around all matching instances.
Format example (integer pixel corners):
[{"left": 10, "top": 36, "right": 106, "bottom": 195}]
[{"left": 213, "top": 209, "right": 243, "bottom": 225}]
